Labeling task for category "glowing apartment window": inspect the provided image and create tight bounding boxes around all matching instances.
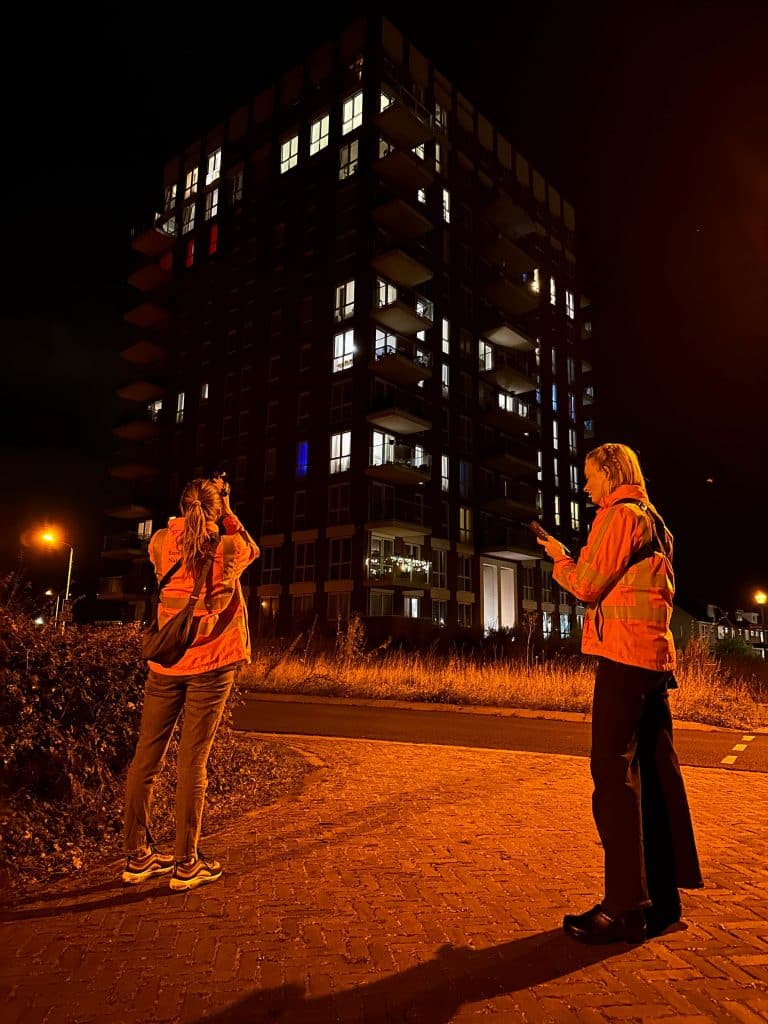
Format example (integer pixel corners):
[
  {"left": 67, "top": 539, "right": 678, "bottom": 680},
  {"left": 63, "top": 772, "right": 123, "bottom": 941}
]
[
  {"left": 342, "top": 90, "right": 363, "bottom": 134},
  {"left": 380, "top": 90, "right": 395, "bottom": 112},
  {"left": 441, "top": 318, "right": 450, "bottom": 354},
  {"left": 280, "top": 135, "right": 299, "bottom": 174},
  {"left": 532, "top": 268, "right": 540, "bottom": 294},
  {"left": 334, "top": 280, "right": 355, "bottom": 321},
  {"left": 330, "top": 431, "right": 351, "bottom": 474},
  {"left": 206, "top": 148, "right": 221, "bottom": 185},
  {"left": 549, "top": 275, "right": 556, "bottom": 306},
  {"left": 147, "top": 399, "right": 162, "bottom": 421},
  {"left": 537, "top": 449, "right": 543, "bottom": 481},
  {"left": 417, "top": 187, "right": 427, "bottom": 205},
  {"left": 434, "top": 102, "right": 447, "bottom": 132},
  {"left": 570, "top": 500, "right": 580, "bottom": 531},
  {"left": 176, "top": 391, "right": 185, "bottom": 424},
  {"left": 404, "top": 596, "right": 420, "bottom": 619},
  {"left": 441, "top": 454, "right": 449, "bottom": 492},
  {"left": 552, "top": 420, "right": 559, "bottom": 449},
  {"left": 459, "top": 507, "right": 473, "bottom": 543},
  {"left": 569, "top": 427, "right": 577, "bottom": 455},
  {"left": 554, "top": 495, "right": 561, "bottom": 526},
  {"left": 309, "top": 114, "right": 330, "bottom": 155},
  {"left": 200, "top": 381, "right": 209, "bottom": 401},
  {"left": 553, "top": 457, "right": 560, "bottom": 487},
  {"left": 184, "top": 168, "right": 198, "bottom": 199},
  {"left": 570, "top": 464, "right": 579, "bottom": 493},
  {"left": 413, "top": 142, "right": 425, "bottom": 161},
  {"left": 181, "top": 203, "right": 195, "bottom": 234},
  {"left": 441, "top": 363, "right": 449, "bottom": 398},
  {"left": 296, "top": 441, "right": 309, "bottom": 478},
  {"left": 185, "top": 240, "right": 195, "bottom": 267},
  {"left": 442, "top": 188, "right": 451, "bottom": 224},
  {"left": 204, "top": 188, "right": 218, "bottom": 220},
  {"left": 163, "top": 183, "right": 177, "bottom": 213},
  {"left": 435, "top": 142, "right": 442, "bottom": 174},
  {"left": 377, "top": 277, "right": 397, "bottom": 307},
  {"left": 565, "top": 290, "right": 575, "bottom": 319},
  {"left": 552, "top": 383, "right": 558, "bottom": 412},
  {"left": 338, "top": 140, "right": 359, "bottom": 179},
  {"left": 478, "top": 339, "right": 493, "bottom": 372},
  {"left": 208, "top": 223, "right": 218, "bottom": 255},
  {"left": 137, "top": 518, "right": 153, "bottom": 540},
  {"left": 333, "top": 330, "right": 355, "bottom": 372}
]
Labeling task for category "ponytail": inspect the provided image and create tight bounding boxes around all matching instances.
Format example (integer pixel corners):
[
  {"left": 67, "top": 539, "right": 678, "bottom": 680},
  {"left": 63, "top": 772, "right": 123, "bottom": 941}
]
[{"left": 178, "top": 479, "right": 223, "bottom": 574}]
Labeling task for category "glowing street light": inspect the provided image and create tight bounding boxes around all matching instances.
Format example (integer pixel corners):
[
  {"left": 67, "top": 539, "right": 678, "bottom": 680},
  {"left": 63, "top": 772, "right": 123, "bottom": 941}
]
[
  {"left": 38, "top": 529, "right": 74, "bottom": 621},
  {"left": 755, "top": 590, "right": 767, "bottom": 630}
]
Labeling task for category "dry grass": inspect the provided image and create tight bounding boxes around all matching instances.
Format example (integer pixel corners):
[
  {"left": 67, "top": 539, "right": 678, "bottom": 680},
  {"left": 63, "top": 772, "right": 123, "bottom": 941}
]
[{"left": 240, "top": 625, "right": 767, "bottom": 731}]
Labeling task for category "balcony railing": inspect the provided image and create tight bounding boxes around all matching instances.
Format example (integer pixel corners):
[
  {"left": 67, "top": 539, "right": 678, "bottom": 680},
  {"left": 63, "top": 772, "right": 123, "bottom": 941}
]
[
  {"left": 366, "top": 553, "right": 431, "bottom": 587},
  {"left": 369, "top": 444, "right": 432, "bottom": 473},
  {"left": 372, "top": 280, "right": 434, "bottom": 334},
  {"left": 374, "top": 338, "right": 431, "bottom": 368}
]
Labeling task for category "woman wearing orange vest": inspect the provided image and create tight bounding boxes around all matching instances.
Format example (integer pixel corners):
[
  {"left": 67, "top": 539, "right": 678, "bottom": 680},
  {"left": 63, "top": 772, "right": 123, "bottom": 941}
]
[
  {"left": 122, "top": 477, "right": 259, "bottom": 890},
  {"left": 538, "top": 443, "right": 702, "bottom": 944}
]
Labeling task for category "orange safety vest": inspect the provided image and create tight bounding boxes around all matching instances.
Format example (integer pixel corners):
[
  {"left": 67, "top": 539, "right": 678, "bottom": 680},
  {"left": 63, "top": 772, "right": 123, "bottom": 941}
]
[
  {"left": 552, "top": 484, "right": 676, "bottom": 671},
  {"left": 147, "top": 516, "right": 259, "bottom": 676}
]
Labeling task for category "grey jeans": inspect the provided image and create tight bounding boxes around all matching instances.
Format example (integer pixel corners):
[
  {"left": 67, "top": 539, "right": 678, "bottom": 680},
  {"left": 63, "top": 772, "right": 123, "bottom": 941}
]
[{"left": 124, "top": 667, "right": 234, "bottom": 861}]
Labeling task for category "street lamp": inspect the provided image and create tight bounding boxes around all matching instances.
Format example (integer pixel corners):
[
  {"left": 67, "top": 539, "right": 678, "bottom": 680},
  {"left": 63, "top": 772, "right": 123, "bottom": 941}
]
[
  {"left": 755, "top": 590, "right": 767, "bottom": 629},
  {"left": 38, "top": 529, "right": 74, "bottom": 625}
]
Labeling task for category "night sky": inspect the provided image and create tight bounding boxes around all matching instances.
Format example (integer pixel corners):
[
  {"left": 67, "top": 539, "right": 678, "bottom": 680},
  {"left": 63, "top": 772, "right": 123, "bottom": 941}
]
[{"left": 3, "top": 3, "right": 767, "bottom": 615}]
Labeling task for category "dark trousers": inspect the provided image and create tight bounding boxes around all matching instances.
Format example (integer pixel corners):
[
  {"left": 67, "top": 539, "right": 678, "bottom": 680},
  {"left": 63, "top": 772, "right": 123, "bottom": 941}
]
[{"left": 591, "top": 658, "right": 703, "bottom": 916}]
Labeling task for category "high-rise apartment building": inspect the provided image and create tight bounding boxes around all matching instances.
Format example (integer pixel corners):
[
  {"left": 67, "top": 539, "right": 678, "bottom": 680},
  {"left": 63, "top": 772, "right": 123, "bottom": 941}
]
[{"left": 102, "top": 16, "right": 595, "bottom": 644}]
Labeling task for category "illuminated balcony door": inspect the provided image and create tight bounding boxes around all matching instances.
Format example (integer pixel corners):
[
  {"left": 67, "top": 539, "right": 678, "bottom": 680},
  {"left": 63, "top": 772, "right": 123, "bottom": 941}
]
[{"left": 482, "top": 562, "right": 518, "bottom": 634}]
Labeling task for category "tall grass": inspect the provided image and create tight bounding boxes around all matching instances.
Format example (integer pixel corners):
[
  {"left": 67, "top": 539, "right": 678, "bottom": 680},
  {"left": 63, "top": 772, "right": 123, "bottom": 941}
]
[{"left": 240, "top": 621, "right": 767, "bottom": 731}]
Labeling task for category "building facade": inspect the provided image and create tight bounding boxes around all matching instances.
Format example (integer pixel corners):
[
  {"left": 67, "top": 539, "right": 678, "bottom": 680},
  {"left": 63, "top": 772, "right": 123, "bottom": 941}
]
[{"left": 102, "top": 16, "right": 595, "bottom": 644}]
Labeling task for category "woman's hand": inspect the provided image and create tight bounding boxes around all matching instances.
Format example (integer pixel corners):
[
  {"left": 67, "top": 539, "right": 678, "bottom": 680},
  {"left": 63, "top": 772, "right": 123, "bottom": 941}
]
[{"left": 537, "top": 535, "right": 568, "bottom": 560}]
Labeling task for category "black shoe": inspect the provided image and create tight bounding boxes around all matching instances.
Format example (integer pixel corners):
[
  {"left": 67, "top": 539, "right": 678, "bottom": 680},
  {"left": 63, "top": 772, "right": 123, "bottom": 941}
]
[
  {"left": 645, "top": 899, "right": 682, "bottom": 938},
  {"left": 563, "top": 904, "right": 647, "bottom": 945}
]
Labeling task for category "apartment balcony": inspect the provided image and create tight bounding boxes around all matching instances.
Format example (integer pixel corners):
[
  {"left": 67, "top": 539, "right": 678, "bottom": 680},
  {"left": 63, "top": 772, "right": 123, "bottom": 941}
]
[
  {"left": 483, "top": 195, "right": 537, "bottom": 239},
  {"left": 369, "top": 342, "right": 432, "bottom": 387},
  {"left": 481, "top": 446, "right": 538, "bottom": 478},
  {"left": 117, "top": 380, "right": 164, "bottom": 403},
  {"left": 480, "top": 354, "right": 536, "bottom": 395},
  {"left": 371, "top": 248, "right": 433, "bottom": 288},
  {"left": 366, "top": 444, "right": 431, "bottom": 486},
  {"left": 483, "top": 275, "right": 539, "bottom": 318},
  {"left": 581, "top": 320, "right": 593, "bottom": 342},
  {"left": 583, "top": 386, "right": 595, "bottom": 408},
  {"left": 365, "top": 553, "right": 431, "bottom": 587},
  {"left": 120, "top": 340, "right": 166, "bottom": 365},
  {"left": 482, "top": 493, "right": 539, "bottom": 522},
  {"left": 127, "top": 253, "right": 172, "bottom": 294},
  {"left": 480, "top": 231, "right": 537, "bottom": 276},
  {"left": 481, "top": 397, "right": 539, "bottom": 435},
  {"left": 112, "top": 413, "right": 161, "bottom": 442},
  {"left": 374, "top": 149, "right": 434, "bottom": 193},
  {"left": 371, "top": 283, "right": 434, "bottom": 335},
  {"left": 101, "top": 533, "right": 147, "bottom": 559},
  {"left": 482, "top": 320, "right": 536, "bottom": 352},
  {"left": 365, "top": 497, "right": 431, "bottom": 538},
  {"left": 367, "top": 395, "right": 431, "bottom": 435},
  {"left": 584, "top": 419, "right": 595, "bottom": 440},
  {"left": 130, "top": 220, "right": 176, "bottom": 257},
  {"left": 375, "top": 101, "right": 435, "bottom": 151},
  {"left": 479, "top": 522, "right": 541, "bottom": 562},
  {"left": 123, "top": 301, "right": 169, "bottom": 331},
  {"left": 373, "top": 198, "right": 433, "bottom": 239}
]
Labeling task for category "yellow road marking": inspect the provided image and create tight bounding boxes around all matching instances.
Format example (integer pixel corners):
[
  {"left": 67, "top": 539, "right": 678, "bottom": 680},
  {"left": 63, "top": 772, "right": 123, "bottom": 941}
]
[
  {"left": 742, "top": 735, "right": 755, "bottom": 742},
  {"left": 721, "top": 755, "right": 738, "bottom": 765},
  {"left": 733, "top": 744, "right": 748, "bottom": 752}
]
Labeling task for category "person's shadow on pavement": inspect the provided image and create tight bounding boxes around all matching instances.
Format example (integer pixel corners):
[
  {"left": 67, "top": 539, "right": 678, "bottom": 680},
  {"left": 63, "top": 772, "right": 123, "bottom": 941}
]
[{"left": 194, "top": 929, "right": 633, "bottom": 1024}]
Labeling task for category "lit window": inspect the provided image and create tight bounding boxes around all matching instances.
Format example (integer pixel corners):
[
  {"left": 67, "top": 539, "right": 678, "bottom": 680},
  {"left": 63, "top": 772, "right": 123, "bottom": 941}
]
[
  {"left": 413, "top": 142, "right": 425, "bottom": 161},
  {"left": 184, "top": 168, "right": 198, "bottom": 199},
  {"left": 552, "top": 383, "right": 558, "bottom": 412},
  {"left": 137, "top": 518, "right": 153, "bottom": 540},
  {"left": 181, "top": 204, "right": 195, "bottom": 234},
  {"left": 404, "top": 596, "right": 421, "bottom": 619},
  {"left": 309, "top": 114, "right": 330, "bottom": 155},
  {"left": 435, "top": 142, "right": 442, "bottom": 174},
  {"left": 204, "top": 188, "right": 219, "bottom": 220},
  {"left": 417, "top": 187, "right": 427, "bottom": 205},
  {"left": 280, "top": 135, "right": 299, "bottom": 174},
  {"left": 338, "top": 140, "right": 359, "bottom": 179},
  {"left": 296, "top": 441, "right": 309, "bottom": 478},
  {"left": 208, "top": 223, "right": 218, "bottom": 255},
  {"left": 434, "top": 102, "right": 447, "bottom": 133},
  {"left": 432, "top": 599, "right": 447, "bottom": 627},
  {"left": 334, "top": 280, "right": 355, "bottom": 321},
  {"left": 206, "top": 148, "right": 221, "bottom": 185},
  {"left": 553, "top": 457, "right": 560, "bottom": 487},
  {"left": 201, "top": 381, "right": 209, "bottom": 401},
  {"left": 554, "top": 495, "right": 561, "bottom": 526},
  {"left": 549, "top": 275, "right": 557, "bottom": 306},
  {"left": 442, "top": 318, "right": 450, "bottom": 354},
  {"left": 570, "top": 500, "right": 580, "bottom": 532},
  {"left": 377, "top": 277, "right": 397, "bottom": 307},
  {"left": 532, "top": 268, "right": 540, "bottom": 294},
  {"left": 441, "top": 454, "right": 449, "bottom": 492},
  {"left": 537, "top": 449, "right": 543, "bottom": 481},
  {"left": 570, "top": 464, "right": 579, "bottom": 493},
  {"left": 552, "top": 420, "right": 559, "bottom": 449},
  {"left": 379, "top": 137, "right": 394, "bottom": 158},
  {"left": 569, "top": 427, "right": 577, "bottom": 455},
  {"left": 560, "top": 613, "right": 571, "bottom": 638},
  {"left": 459, "top": 506, "right": 472, "bottom": 543},
  {"left": 542, "top": 611, "right": 553, "bottom": 638},
  {"left": 342, "top": 90, "right": 363, "bottom": 134},
  {"left": 442, "top": 188, "right": 451, "bottom": 224},
  {"left": 479, "top": 339, "right": 493, "bottom": 372},
  {"left": 147, "top": 399, "right": 162, "bottom": 421},
  {"left": 185, "top": 240, "right": 195, "bottom": 267},
  {"left": 333, "top": 330, "right": 355, "bottom": 372},
  {"left": 569, "top": 392, "right": 577, "bottom": 420},
  {"left": 176, "top": 392, "right": 185, "bottom": 424},
  {"left": 330, "top": 431, "right": 351, "bottom": 474},
  {"left": 565, "top": 290, "right": 575, "bottom": 319},
  {"left": 163, "top": 184, "right": 177, "bottom": 213},
  {"left": 380, "top": 90, "right": 395, "bottom": 112}
]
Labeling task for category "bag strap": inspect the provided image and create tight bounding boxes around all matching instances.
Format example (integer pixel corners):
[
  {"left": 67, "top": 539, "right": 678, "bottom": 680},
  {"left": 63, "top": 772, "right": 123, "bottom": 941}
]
[
  {"left": 185, "top": 535, "right": 221, "bottom": 605},
  {"left": 157, "top": 559, "right": 182, "bottom": 593}
]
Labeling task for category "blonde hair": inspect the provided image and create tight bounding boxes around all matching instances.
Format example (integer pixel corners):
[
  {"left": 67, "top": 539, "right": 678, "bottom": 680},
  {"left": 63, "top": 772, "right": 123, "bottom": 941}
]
[
  {"left": 178, "top": 478, "right": 223, "bottom": 574},
  {"left": 586, "top": 443, "right": 646, "bottom": 493}
]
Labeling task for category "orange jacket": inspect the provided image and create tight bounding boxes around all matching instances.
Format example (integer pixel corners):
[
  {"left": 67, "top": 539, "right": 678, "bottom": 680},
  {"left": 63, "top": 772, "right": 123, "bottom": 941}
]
[
  {"left": 552, "top": 484, "right": 676, "bottom": 671},
  {"left": 147, "top": 515, "right": 259, "bottom": 676}
]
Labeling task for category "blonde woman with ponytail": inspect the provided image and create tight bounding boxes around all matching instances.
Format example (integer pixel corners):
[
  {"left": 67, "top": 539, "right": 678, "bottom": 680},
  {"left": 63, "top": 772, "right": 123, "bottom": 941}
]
[
  {"left": 122, "top": 476, "right": 259, "bottom": 891},
  {"left": 537, "top": 443, "right": 702, "bottom": 945}
]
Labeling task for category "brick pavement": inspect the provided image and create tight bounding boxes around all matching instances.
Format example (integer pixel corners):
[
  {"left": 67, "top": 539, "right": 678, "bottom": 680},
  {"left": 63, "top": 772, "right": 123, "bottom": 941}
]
[{"left": 2, "top": 735, "right": 767, "bottom": 1023}]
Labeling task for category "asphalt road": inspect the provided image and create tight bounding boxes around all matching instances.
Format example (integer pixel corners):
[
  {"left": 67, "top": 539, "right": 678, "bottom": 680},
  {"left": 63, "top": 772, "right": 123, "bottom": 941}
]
[{"left": 233, "top": 697, "right": 768, "bottom": 774}]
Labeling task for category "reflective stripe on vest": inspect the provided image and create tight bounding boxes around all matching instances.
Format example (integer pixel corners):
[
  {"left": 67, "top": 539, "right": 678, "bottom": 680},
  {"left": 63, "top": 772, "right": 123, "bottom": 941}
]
[{"left": 159, "top": 533, "right": 239, "bottom": 613}]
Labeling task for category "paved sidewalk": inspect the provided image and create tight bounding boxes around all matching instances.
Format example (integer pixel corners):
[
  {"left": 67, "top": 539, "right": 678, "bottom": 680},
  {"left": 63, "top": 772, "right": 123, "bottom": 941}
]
[{"left": 2, "top": 736, "right": 767, "bottom": 1023}]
